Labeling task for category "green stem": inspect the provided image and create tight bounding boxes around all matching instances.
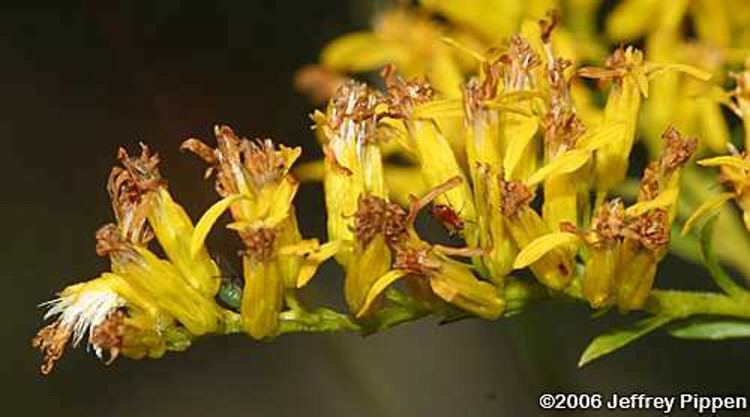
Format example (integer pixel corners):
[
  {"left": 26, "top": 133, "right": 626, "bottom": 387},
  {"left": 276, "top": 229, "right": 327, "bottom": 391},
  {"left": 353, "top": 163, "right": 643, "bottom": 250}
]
[{"left": 646, "top": 290, "right": 750, "bottom": 319}]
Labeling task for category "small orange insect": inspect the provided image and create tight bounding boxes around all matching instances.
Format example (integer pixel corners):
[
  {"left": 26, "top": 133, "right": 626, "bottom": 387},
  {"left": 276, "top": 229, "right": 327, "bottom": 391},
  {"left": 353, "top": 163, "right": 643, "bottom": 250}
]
[{"left": 430, "top": 204, "right": 465, "bottom": 236}]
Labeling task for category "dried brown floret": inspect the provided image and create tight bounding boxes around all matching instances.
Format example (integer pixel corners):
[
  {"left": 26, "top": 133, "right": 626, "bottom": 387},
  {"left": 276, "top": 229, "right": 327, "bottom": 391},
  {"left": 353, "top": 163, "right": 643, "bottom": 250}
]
[
  {"left": 637, "top": 163, "right": 660, "bottom": 202},
  {"left": 381, "top": 64, "right": 435, "bottom": 118},
  {"left": 623, "top": 209, "right": 670, "bottom": 251},
  {"left": 659, "top": 125, "right": 697, "bottom": 174},
  {"left": 89, "top": 310, "right": 126, "bottom": 365},
  {"left": 499, "top": 177, "right": 534, "bottom": 217},
  {"left": 544, "top": 110, "right": 585, "bottom": 154},
  {"left": 559, "top": 200, "right": 623, "bottom": 248},
  {"left": 593, "top": 199, "right": 626, "bottom": 242},
  {"left": 393, "top": 246, "right": 441, "bottom": 276},
  {"left": 240, "top": 227, "right": 277, "bottom": 262},
  {"left": 32, "top": 322, "right": 71, "bottom": 375},
  {"left": 241, "top": 139, "right": 289, "bottom": 188},
  {"left": 95, "top": 223, "right": 130, "bottom": 257},
  {"left": 180, "top": 138, "right": 218, "bottom": 179},
  {"left": 384, "top": 202, "right": 409, "bottom": 248},
  {"left": 183, "top": 126, "right": 294, "bottom": 196},
  {"left": 463, "top": 60, "right": 503, "bottom": 119},
  {"left": 500, "top": 35, "right": 541, "bottom": 91},
  {"left": 329, "top": 80, "right": 380, "bottom": 130},
  {"left": 106, "top": 145, "right": 162, "bottom": 246},
  {"left": 353, "top": 195, "right": 388, "bottom": 247}
]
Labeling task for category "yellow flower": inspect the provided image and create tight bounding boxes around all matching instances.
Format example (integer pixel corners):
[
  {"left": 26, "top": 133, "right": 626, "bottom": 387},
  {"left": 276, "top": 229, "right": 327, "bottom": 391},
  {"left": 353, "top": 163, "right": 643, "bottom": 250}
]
[
  {"left": 183, "top": 127, "right": 337, "bottom": 339},
  {"left": 616, "top": 126, "right": 696, "bottom": 310},
  {"left": 578, "top": 47, "right": 709, "bottom": 191},
  {"left": 502, "top": 177, "right": 575, "bottom": 290},
  {"left": 380, "top": 66, "right": 479, "bottom": 246},
  {"left": 34, "top": 146, "right": 234, "bottom": 373},
  {"left": 310, "top": 81, "right": 395, "bottom": 313},
  {"left": 320, "top": 8, "right": 469, "bottom": 98},
  {"left": 561, "top": 200, "right": 624, "bottom": 308},
  {"left": 356, "top": 178, "right": 504, "bottom": 320}
]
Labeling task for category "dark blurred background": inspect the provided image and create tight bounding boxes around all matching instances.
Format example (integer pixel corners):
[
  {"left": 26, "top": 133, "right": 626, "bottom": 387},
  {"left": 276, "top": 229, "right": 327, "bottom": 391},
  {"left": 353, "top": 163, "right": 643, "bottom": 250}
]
[{"left": 2, "top": 1, "right": 749, "bottom": 416}]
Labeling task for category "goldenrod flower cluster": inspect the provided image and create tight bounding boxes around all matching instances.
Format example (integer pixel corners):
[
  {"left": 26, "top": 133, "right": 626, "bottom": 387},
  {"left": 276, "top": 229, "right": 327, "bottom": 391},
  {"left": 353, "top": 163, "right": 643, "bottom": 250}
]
[{"left": 35, "top": 0, "right": 750, "bottom": 372}]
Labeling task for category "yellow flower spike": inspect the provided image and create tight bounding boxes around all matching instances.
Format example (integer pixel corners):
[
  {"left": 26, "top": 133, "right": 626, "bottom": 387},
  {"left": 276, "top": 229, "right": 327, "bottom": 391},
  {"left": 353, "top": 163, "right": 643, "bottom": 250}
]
[
  {"left": 457, "top": 39, "right": 508, "bottom": 253},
  {"left": 122, "top": 246, "right": 223, "bottom": 336},
  {"left": 96, "top": 147, "right": 229, "bottom": 334},
  {"left": 382, "top": 66, "right": 478, "bottom": 244},
  {"left": 681, "top": 192, "right": 735, "bottom": 236},
  {"left": 500, "top": 178, "right": 574, "bottom": 289},
  {"left": 579, "top": 48, "right": 645, "bottom": 191},
  {"left": 318, "top": 81, "right": 386, "bottom": 250},
  {"left": 495, "top": 35, "right": 543, "bottom": 182},
  {"left": 182, "top": 126, "right": 329, "bottom": 336},
  {"left": 191, "top": 194, "right": 247, "bottom": 257},
  {"left": 579, "top": 47, "right": 707, "bottom": 191},
  {"left": 513, "top": 232, "right": 579, "bottom": 269},
  {"left": 612, "top": 127, "right": 696, "bottom": 310},
  {"left": 537, "top": 38, "right": 588, "bottom": 232}
]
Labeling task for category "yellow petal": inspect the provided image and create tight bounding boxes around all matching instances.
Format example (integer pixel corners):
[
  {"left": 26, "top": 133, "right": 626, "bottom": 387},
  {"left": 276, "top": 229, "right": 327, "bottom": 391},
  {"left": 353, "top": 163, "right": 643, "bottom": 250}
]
[
  {"left": 513, "top": 232, "right": 580, "bottom": 269},
  {"left": 413, "top": 99, "right": 464, "bottom": 120},
  {"left": 578, "top": 123, "right": 627, "bottom": 152},
  {"left": 526, "top": 150, "right": 590, "bottom": 186},
  {"left": 645, "top": 63, "right": 713, "bottom": 82},
  {"left": 321, "top": 32, "right": 405, "bottom": 72},
  {"left": 356, "top": 270, "right": 408, "bottom": 318},
  {"left": 441, "top": 36, "right": 485, "bottom": 62},
  {"left": 698, "top": 156, "right": 750, "bottom": 171},
  {"left": 502, "top": 114, "right": 538, "bottom": 179},
  {"left": 421, "top": 0, "right": 521, "bottom": 39},
  {"left": 681, "top": 192, "right": 735, "bottom": 235},
  {"left": 625, "top": 188, "right": 679, "bottom": 217},
  {"left": 191, "top": 194, "right": 246, "bottom": 257},
  {"left": 295, "top": 240, "right": 343, "bottom": 288}
]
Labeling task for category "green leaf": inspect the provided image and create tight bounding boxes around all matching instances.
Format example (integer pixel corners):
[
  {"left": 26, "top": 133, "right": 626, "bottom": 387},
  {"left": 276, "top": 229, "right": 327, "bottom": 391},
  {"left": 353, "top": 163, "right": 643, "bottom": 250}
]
[
  {"left": 578, "top": 315, "right": 674, "bottom": 367},
  {"left": 669, "top": 317, "right": 750, "bottom": 340},
  {"left": 699, "top": 216, "right": 746, "bottom": 298}
]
